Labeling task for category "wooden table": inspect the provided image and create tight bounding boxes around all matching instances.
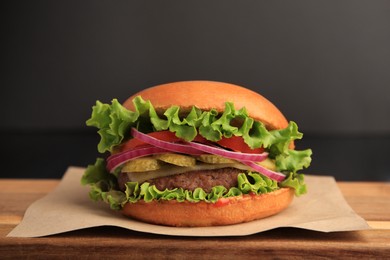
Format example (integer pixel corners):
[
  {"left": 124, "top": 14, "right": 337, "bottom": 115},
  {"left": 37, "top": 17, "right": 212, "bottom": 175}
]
[{"left": 0, "top": 179, "right": 389, "bottom": 259}]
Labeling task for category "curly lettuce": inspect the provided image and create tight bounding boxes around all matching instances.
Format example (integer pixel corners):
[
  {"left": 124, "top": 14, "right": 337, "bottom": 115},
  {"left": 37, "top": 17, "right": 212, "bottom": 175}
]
[
  {"left": 81, "top": 158, "right": 125, "bottom": 210},
  {"left": 87, "top": 96, "right": 307, "bottom": 153}
]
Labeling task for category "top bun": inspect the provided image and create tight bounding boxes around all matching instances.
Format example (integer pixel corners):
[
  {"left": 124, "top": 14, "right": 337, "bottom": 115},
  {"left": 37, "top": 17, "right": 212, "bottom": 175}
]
[{"left": 123, "top": 81, "right": 288, "bottom": 130}]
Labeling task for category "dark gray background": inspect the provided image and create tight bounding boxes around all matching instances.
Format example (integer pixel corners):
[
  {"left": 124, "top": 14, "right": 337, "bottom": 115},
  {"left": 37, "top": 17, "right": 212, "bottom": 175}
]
[{"left": 2, "top": 1, "right": 390, "bottom": 180}]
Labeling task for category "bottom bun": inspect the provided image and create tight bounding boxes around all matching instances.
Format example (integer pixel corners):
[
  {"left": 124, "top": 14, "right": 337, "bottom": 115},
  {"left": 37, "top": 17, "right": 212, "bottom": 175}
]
[{"left": 121, "top": 188, "right": 294, "bottom": 227}]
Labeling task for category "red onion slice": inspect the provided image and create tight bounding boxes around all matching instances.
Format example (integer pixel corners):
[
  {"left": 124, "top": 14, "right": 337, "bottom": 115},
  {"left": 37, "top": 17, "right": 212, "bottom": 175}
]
[
  {"left": 186, "top": 141, "right": 268, "bottom": 162},
  {"left": 131, "top": 128, "right": 204, "bottom": 155},
  {"left": 113, "top": 128, "right": 283, "bottom": 182},
  {"left": 106, "top": 146, "right": 168, "bottom": 172},
  {"left": 241, "top": 161, "right": 286, "bottom": 181}
]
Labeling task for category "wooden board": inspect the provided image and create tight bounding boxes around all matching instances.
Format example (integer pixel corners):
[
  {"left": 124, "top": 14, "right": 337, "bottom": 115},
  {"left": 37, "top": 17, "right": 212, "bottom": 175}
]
[{"left": 0, "top": 179, "right": 389, "bottom": 258}]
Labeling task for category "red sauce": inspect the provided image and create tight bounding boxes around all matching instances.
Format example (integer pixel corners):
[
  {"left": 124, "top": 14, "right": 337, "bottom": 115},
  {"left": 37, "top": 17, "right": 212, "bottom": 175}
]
[{"left": 214, "top": 198, "right": 230, "bottom": 207}]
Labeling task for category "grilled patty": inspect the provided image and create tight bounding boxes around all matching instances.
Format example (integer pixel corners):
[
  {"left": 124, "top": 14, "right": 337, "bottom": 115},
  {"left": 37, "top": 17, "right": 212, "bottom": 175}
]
[{"left": 118, "top": 167, "right": 244, "bottom": 193}]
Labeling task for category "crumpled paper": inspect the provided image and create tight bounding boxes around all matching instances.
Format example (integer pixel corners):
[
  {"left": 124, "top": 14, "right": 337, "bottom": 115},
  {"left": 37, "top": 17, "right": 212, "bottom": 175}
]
[{"left": 8, "top": 167, "right": 370, "bottom": 237}]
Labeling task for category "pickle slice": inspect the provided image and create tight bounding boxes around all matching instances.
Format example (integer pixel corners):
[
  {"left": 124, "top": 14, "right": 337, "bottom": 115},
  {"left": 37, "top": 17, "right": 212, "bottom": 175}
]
[
  {"left": 196, "top": 154, "right": 237, "bottom": 164},
  {"left": 154, "top": 153, "right": 196, "bottom": 167},
  {"left": 257, "top": 158, "right": 276, "bottom": 171},
  {"left": 122, "top": 157, "right": 161, "bottom": 172}
]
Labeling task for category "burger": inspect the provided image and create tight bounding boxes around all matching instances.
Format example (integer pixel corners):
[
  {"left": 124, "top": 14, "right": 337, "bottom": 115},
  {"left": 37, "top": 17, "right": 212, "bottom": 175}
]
[{"left": 81, "top": 81, "right": 312, "bottom": 227}]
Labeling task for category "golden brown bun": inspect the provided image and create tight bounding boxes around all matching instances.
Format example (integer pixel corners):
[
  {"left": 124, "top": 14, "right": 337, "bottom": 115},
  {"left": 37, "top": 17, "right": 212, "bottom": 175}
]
[
  {"left": 121, "top": 188, "right": 294, "bottom": 227},
  {"left": 123, "top": 81, "right": 288, "bottom": 130}
]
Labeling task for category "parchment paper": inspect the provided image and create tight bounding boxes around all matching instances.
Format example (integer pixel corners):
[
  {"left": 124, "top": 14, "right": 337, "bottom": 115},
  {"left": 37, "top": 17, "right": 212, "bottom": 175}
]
[{"left": 7, "top": 167, "right": 370, "bottom": 237}]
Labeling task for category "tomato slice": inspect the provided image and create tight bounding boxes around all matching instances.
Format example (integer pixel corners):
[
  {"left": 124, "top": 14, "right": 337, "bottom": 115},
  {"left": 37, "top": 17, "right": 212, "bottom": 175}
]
[{"left": 217, "top": 136, "right": 264, "bottom": 154}]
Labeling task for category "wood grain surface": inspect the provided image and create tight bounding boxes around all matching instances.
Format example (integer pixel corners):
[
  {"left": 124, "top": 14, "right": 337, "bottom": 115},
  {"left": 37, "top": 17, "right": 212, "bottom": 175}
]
[{"left": 0, "top": 179, "right": 389, "bottom": 259}]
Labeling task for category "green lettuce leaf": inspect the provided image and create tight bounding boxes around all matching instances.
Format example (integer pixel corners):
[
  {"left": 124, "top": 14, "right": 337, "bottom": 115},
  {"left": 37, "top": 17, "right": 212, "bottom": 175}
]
[
  {"left": 275, "top": 149, "right": 313, "bottom": 173},
  {"left": 280, "top": 172, "right": 307, "bottom": 196},
  {"left": 268, "top": 121, "right": 303, "bottom": 156},
  {"left": 273, "top": 149, "right": 312, "bottom": 196},
  {"left": 237, "top": 172, "right": 279, "bottom": 193},
  {"left": 86, "top": 96, "right": 306, "bottom": 157},
  {"left": 124, "top": 171, "right": 280, "bottom": 204},
  {"left": 81, "top": 158, "right": 112, "bottom": 185},
  {"left": 86, "top": 100, "right": 136, "bottom": 153},
  {"left": 164, "top": 106, "right": 199, "bottom": 141},
  {"left": 81, "top": 158, "right": 126, "bottom": 210}
]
